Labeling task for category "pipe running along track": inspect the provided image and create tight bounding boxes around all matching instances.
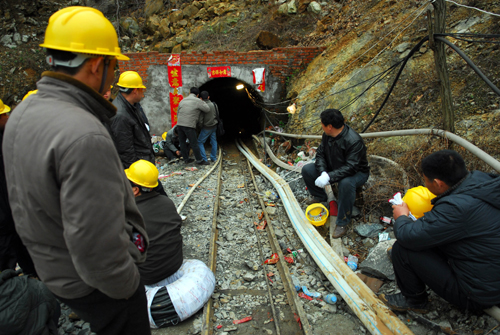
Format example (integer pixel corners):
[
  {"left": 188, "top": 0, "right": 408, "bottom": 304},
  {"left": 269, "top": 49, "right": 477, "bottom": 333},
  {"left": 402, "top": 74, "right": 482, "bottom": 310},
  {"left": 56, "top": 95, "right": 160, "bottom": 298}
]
[{"left": 236, "top": 139, "right": 413, "bottom": 335}]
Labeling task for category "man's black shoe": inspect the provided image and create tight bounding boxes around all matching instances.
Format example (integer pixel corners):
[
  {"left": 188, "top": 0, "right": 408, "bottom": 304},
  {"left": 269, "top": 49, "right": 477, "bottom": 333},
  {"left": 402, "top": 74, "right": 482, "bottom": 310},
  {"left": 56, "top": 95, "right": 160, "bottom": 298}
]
[
  {"left": 184, "top": 158, "right": 195, "bottom": 164},
  {"left": 196, "top": 160, "right": 210, "bottom": 166},
  {"left": 379, "top": 293, "right": 429, "bottom": 313}
]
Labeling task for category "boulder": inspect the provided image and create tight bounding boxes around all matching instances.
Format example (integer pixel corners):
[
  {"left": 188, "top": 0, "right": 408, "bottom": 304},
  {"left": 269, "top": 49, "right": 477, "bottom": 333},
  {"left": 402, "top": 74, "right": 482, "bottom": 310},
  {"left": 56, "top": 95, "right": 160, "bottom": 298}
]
[
  {"left": 169, "top": 10, "right": 184, "bottom": 24},
  {"left": 298, "top": 0, "right": 312, "bottom": 13},
  {"left": 287, "top": 0, "right": 297, "bottom": 14},
  {"left": 159, "top": 18, "right": 171, "bottom": 38},
  {"left": 183, "top": 5, "right": 199, "bottom": 18},
  {"left": 81, "top": 0, "right": 116, "bottom": 15},
  {"left": 144, "top": 15, "right": 161, "bottom": 35},
  {"left": 145, "top": 0, "right": 164, "bottom": 17},
  {"left": 256, "top": 31, "right": 280, "bottom": 50},
  {"left": 156, "top": 40, "right": 176, "bottom": 53},
  {"left": 195, "top": 8, "right": 208, "bottom": 19},
  {"left": 120, "top": 17, "right": 140, "bottom": 36},
  {"left": 307, "top": 1, "right": 321, "bottom": 14},
  {"left": 358, "top": 240, "right": 396, "bottom": 281},
  {"left": 172, "top": 44, "right": 182, "bottom": 54}
]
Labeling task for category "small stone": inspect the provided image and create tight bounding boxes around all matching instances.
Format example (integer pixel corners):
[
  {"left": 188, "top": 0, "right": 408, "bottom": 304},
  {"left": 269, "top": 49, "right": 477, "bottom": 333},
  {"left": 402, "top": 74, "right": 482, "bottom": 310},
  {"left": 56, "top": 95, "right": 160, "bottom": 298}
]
[{"left": 243, "top": 272, "right": 256, "bottom": 282}]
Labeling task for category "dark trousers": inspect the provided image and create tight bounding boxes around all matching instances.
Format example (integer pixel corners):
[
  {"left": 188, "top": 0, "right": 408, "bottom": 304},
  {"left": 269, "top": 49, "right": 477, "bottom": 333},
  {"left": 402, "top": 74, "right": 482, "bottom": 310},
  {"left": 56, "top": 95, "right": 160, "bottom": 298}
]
[
  {"left": 301, "top": 163, "right": 369, "bottom": 226},
  {"left": 392, "top": 242, "right": 486, "bottom": 312},
  {"left": 56, "top": 283, "right": 151, "bottom": 335},
  {"left": 177, "top": 126, "right": 202, "bottom": 162}
]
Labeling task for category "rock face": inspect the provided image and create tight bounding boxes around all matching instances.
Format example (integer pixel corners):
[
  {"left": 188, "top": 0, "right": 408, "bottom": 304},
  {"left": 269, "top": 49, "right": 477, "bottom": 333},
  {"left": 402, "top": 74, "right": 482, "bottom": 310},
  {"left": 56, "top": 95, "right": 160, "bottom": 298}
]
[
  {"left": 145, "top": 0, "right": 164, "bottom": 17},
  {"left": 256, "top": 31, "right": 280, "bottom": 50}
]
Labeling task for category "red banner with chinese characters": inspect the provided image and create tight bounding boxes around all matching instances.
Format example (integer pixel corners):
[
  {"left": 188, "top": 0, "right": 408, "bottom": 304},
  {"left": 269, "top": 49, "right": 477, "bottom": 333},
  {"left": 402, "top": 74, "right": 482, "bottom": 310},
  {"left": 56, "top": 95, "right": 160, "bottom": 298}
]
[
  {"left": 207, "top": 66, "right": 231, "bottom": 78},
  {"left": 169, "top": 91, "right": 183, "bottom": 127},
  {"left": 168, "top": 54, "right": 182, "bottom": 88}
]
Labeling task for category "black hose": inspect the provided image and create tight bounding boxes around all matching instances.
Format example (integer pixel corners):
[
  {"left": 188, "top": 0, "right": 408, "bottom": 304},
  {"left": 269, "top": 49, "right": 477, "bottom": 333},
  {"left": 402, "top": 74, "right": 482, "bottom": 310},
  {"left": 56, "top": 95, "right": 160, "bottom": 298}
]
[{"left": 434, "top": 35, "right": 500, "bottom": 97}]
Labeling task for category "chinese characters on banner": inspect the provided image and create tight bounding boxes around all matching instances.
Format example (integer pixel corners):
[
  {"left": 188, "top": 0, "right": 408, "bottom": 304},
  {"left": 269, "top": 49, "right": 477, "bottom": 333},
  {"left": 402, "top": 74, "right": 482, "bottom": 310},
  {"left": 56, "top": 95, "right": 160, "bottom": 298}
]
[
  {"left": 253, "top": 68, "right": 266, "bottom": 92},
  {"left": 168, "top": 54, "right": 182, "bottom": 126},
  {"left": 169, "top": 92, "right": 183, "bottom": 126},
  {"left": 207, "top": 66, "right": 231, "bottom": 78}
]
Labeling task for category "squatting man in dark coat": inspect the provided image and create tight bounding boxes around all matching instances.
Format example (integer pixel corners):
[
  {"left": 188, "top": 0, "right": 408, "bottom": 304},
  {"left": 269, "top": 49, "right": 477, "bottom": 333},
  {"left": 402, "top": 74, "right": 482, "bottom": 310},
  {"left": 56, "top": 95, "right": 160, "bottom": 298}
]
[
  {"left": 380, "top": 150, "right": 500, "bottom": 313},
  {"left": 125, "top": 159, "right": 215, "bottom": 328},
  {"left": 301, "top": 109, "right": 370, "bottom": 238}
]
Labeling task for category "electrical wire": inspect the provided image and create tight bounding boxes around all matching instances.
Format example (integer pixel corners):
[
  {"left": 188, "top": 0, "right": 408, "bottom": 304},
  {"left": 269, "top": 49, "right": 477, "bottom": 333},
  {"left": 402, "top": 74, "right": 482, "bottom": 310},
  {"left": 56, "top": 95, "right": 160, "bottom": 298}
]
[
  {"left": 444, "top": 0, "right": 500, "bottom": 17},
  {"left": 361, "top": 35, "right": 430, "bottom": 133},
  {"left": 254, "top": 0, "right": 432, "bottom": 108},
  {"left": 438, "top": 32, "right": 500, "bottom": 44}
]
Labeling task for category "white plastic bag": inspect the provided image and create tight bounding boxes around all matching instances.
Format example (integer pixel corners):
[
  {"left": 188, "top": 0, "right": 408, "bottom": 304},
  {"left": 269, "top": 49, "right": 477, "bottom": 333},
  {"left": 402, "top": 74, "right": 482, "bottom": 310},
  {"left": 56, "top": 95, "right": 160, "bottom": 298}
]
[{"left": 145, "top": 259, "right": 215, "bottom": 328}]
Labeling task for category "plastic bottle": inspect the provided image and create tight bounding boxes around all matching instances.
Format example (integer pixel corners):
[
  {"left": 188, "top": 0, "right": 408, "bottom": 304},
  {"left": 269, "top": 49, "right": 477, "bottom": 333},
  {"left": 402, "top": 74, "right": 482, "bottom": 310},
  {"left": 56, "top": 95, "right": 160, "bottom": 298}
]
[
  {"left": 302, "top": 286, "right": 322, "bottom": 298},
  {"left": 291, "top": 275, "right": 301, "bottom": 292},
  {"left": 324, "top": 294, "right": 337, "bottom": 304},
  {"left": 347, "top": 255, "right": 358, "bottom": 271}
]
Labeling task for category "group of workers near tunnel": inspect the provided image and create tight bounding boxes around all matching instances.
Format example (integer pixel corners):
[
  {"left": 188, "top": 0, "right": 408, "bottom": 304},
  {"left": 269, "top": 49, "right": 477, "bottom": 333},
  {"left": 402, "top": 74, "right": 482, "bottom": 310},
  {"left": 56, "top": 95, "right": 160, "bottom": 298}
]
[{"left": 0, "top": 5, "right": 499, "bottom": 335}]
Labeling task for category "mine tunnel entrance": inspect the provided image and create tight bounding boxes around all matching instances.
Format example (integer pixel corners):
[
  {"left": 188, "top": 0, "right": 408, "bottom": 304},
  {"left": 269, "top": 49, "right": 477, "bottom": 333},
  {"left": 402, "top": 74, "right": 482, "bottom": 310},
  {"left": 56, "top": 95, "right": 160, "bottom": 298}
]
[{"left": 199, "top": 78, "right": 263, "bottom": 141}]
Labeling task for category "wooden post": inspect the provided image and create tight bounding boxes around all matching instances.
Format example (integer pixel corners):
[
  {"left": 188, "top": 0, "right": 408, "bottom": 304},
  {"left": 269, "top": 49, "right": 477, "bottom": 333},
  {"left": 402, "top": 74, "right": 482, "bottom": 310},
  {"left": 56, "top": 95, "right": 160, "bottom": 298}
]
[{"left": 429, "top": 0, "right": 455, "bottom": 133}]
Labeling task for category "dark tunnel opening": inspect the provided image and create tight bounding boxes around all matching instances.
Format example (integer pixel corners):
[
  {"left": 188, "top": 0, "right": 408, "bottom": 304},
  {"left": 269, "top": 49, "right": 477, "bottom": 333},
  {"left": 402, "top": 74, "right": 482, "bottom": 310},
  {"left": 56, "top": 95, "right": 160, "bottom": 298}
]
[{"left": 199, "top": 78, "right": 263, "bottom": 141}]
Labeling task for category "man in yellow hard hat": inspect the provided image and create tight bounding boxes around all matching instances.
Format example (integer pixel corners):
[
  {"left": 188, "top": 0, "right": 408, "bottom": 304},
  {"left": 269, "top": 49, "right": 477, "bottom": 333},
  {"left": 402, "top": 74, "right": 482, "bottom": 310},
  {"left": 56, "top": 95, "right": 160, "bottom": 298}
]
[
  {"left": 380, "top": 150, "right": 500, "bottom": 314},
  {"left": 125, "top": 160, "right": 215, "bottom": 328},
  {"left": 111, "top": 71, "right": 167, "bottom": 196},
  {"left": 2, "top": 7, "right": 151, "bottom": 334}
]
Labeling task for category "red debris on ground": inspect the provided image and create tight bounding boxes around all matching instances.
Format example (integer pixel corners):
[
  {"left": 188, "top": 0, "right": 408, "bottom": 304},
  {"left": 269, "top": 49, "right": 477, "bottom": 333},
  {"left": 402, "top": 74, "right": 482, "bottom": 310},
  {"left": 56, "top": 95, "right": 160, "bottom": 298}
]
[{"left": 233, "top": 316, "right": 252, "bottom": 324}]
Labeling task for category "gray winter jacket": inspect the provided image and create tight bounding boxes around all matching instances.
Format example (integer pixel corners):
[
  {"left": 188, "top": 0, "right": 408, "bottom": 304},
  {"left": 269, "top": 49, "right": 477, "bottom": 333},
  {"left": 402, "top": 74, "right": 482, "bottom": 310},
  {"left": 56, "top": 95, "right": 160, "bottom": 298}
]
[
  {"left": 198, "top": 100, "right": 218, "bottom": 129},
  {"left": 2, "top": 72, "right": 149, "bottom": 300},
  {"left": 176, "top": 93, "right": 210, "bottom": 128},
  {"left": 164, "top": 125, "right": 180, "bottom": 153}
]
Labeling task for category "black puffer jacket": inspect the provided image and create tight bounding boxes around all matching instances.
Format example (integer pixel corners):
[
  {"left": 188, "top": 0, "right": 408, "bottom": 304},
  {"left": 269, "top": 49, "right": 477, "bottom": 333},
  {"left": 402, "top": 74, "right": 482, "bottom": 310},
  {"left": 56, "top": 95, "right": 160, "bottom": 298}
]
[
  {"left": 394, "top": 171, "right": 500, "bottom": 306},
  {"left": 315, "top": 125, "right": 370, "bottom": 182},
  {"left": 111, "top": 94, "right": 155, "bottom": 168},
  {"left": 0, "top": 269, "right": 59, "bottom": 334}
]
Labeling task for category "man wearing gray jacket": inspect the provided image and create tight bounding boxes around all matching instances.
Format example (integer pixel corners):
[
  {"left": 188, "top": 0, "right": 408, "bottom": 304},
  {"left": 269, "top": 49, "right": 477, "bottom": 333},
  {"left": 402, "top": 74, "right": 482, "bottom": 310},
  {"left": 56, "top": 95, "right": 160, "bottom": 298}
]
[
  {"left": 197, "top": 91, "right": 218, "bottom": 163},
  {"left": 2, "top": 7, "right": 151, "bottom": 335},
  {"left": 176, "top": 87, "right": 210, "bottom": 165}
]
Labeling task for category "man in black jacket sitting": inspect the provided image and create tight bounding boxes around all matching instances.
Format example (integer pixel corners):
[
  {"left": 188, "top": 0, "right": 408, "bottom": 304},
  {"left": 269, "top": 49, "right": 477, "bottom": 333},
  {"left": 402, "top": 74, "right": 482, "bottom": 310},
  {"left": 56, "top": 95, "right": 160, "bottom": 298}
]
[
  {"left": 301, "top": 109, "right": 370, "bottom": 238},
  {"left": 380, "top": 150, "right": 500, "bottom": 313}
]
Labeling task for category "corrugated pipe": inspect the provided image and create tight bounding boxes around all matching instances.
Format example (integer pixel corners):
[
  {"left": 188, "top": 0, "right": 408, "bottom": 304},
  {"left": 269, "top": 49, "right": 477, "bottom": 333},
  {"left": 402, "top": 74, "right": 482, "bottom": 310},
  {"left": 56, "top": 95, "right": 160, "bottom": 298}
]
[
  {"left": 262, "top": 128, "right": 500, "bottom": 173},
  {"left": 237, "top": 139, "right": 413, "bottom": 335}
]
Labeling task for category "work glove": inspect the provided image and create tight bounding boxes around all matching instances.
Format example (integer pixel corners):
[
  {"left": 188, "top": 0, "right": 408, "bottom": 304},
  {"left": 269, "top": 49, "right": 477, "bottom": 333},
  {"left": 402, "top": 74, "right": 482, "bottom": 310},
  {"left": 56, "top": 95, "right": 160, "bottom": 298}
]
[{"left": 315, "top": 171, "right": 330, "bottom": 188}]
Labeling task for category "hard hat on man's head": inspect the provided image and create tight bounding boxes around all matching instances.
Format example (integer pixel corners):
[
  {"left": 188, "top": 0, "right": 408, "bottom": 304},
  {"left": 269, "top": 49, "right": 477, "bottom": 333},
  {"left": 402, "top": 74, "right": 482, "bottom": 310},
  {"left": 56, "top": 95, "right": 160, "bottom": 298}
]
[
  {"left": 402, "top": 186, "right": 436, "bottom": 219},
  {"left": 117, "top": 71, "right": 146, "bottom": 89},
  {"left": 40, "top": 6, "right": 129, "bottom": 61},
  {"left": 23, "top": 90, "right": 38, "bottom": 101},
  {"left": 0, "top": 99, "right": 11, "bottom": 115},
  {"left": 125, "top": 160, "right": 158, "bottom": 188}
]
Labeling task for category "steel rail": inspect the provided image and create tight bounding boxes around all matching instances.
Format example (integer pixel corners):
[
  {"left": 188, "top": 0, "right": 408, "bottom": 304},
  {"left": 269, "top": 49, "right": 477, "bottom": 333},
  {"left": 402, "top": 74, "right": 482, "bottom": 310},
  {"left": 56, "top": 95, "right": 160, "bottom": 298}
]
[
  {"left": 244, "top": 158, "right": 312, "bottom": 335},
  {"left": 236, "top": 139, "right": 409, "bottom": 335},
  {"left": 200, "top": 149, "right": 223, "bottom": 335}
]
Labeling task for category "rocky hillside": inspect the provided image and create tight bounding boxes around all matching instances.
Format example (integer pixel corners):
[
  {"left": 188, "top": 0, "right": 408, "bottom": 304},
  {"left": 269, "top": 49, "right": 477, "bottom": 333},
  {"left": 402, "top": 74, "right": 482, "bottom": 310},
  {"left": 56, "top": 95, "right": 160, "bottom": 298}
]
[{"left": 1, "top": 0, "right": 499, "bottom": 175}]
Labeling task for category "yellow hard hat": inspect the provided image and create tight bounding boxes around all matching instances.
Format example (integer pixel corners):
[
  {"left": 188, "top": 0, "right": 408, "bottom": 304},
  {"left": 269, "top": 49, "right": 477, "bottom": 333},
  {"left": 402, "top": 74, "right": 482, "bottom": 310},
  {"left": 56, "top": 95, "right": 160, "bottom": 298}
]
[
  {"left": 402, "top": 186, "right": 436, "bottom": 219},
  {"left": 305, "top": 203, "right": 329, "bottom": 226},
  {"left": 22, "top": 90, "right": 38, "bottom": 101},
  {"left": 40, "top": 6, "right": 129, "bottom": 61},
  {"left": 0, "top": 99, "right": 11, "bottom": 115},
  {"left": 117, "top": 71, "right": 146, "bottom": 89},
  {"left": 124, "top": 160, "right": 159, "bottom": 188},
  {"left": 162, "top": 132, "right": 167, "bottom": 140}
]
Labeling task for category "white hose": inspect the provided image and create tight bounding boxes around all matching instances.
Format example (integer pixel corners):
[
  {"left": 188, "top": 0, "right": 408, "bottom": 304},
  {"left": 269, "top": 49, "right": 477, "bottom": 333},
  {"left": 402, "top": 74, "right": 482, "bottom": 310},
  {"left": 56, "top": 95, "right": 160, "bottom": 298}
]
[{"left": 237, "top": 139, "right": 413, "bottom": 335}]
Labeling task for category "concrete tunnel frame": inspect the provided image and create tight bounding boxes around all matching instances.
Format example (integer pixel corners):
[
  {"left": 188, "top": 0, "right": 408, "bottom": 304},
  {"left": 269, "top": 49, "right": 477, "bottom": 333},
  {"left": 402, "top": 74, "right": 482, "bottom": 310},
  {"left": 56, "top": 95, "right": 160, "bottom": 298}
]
[
  {"left": 140, "top": 65, "right": 279, "bottom": 136},
  {"left": 118, "top": 47, "right": 327, "bottom": 136}
]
